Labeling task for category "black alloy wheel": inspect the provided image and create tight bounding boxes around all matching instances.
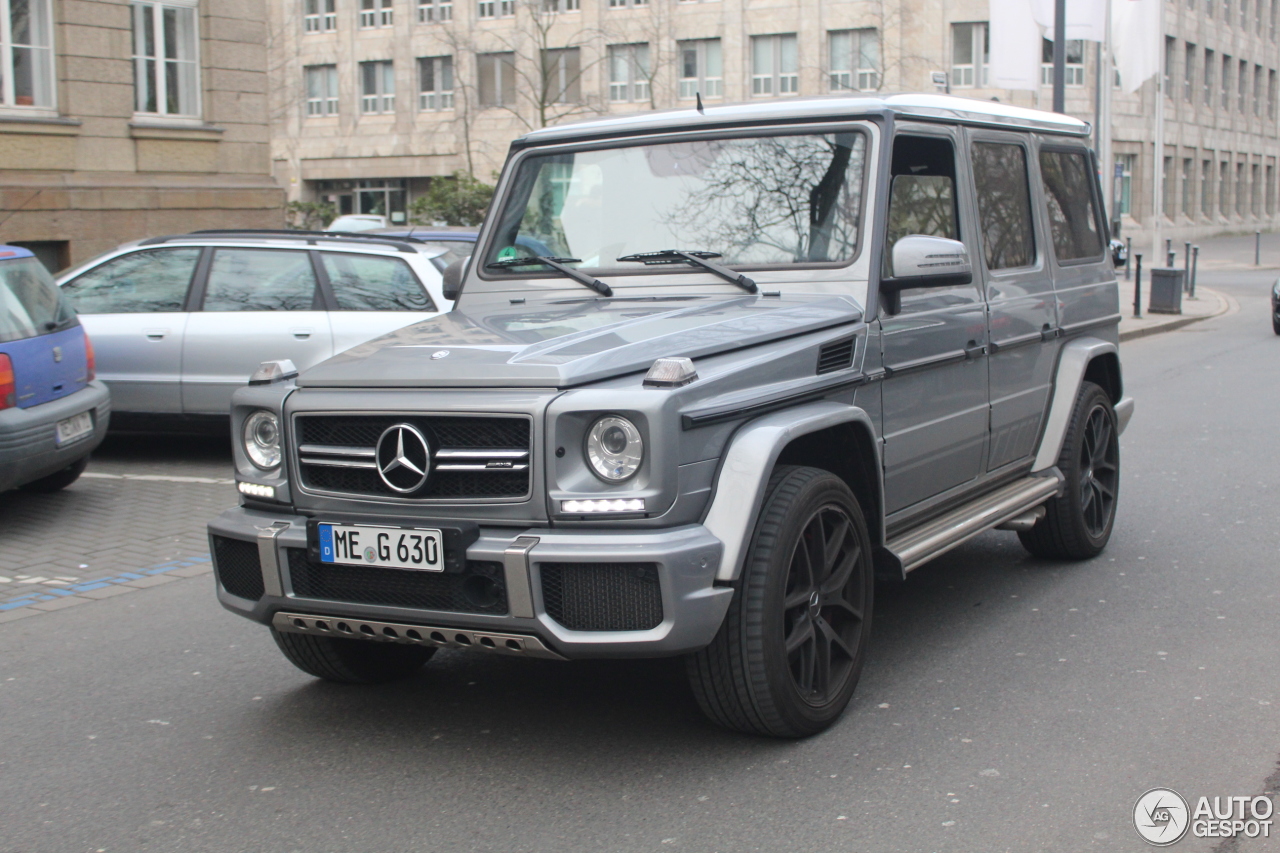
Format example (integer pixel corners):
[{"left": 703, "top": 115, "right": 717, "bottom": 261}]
[{"left": 1078, "top": 403, "right": 1119, "bottom": 539}]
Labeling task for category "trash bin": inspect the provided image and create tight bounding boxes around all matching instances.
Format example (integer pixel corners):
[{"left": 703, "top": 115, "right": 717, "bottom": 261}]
[{"left": 1148, "top": 267, "right": 1184, "bottom": 314}]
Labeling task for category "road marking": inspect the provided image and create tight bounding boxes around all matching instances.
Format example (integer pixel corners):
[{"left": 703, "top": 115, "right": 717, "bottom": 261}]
[
  {"left": 0, "top": 556, "right": 212, "bottom": 613},
  {"left": 83, "top": 472, "right": 235, "bottom": 485}
]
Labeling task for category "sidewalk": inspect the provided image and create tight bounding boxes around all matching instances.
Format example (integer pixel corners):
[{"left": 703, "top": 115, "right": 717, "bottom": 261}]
[
  {"left": 1116, "top": 275, "right": 1229, "bottom": 342},
  {"left": 1146, "top": 229, "right": 1280, "bottom": 271}
]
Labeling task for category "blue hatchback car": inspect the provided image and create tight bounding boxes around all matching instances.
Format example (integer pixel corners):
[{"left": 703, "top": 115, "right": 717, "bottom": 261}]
[{"left": 0, "top": 245, "right": 110, "bottom": 492}]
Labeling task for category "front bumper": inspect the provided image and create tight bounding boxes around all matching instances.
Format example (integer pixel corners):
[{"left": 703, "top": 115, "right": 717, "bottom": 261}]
[
  {"left": 208, "top": 506, "right": 732, "bottom": 659},
  {"left": 0, "top": 381, "right": 111, "bottom": 492}
]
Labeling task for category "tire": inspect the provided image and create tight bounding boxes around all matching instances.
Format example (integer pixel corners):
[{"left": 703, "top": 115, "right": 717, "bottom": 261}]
[
  {"left": 1019, "top": 381, "right": 1120, "bottom": 560},
  {"left": 687, "top": 466, "right": 874, "bottom": 738},
  {"left": 271, "top": 628, "right": 434, "bottom": 684},
  {"left": 1272, "top": 313, "right": 1280, "bottom": 335},
  {"left": 20, "top": 455, "right": 89, "bottom": 493}
]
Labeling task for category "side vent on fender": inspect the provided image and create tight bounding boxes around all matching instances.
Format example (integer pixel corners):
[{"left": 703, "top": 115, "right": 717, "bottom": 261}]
[{"left": 816, "top": 337, "right": 855, "bottom": 374}]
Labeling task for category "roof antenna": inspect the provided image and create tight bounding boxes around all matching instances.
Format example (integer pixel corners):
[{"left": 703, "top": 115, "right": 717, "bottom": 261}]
[{"left": 696, "top": 92, "right": 705, "bottom": 115}]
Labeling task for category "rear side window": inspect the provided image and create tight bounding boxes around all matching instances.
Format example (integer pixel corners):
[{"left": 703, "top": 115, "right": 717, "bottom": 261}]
[
  {"left": 321, "top": 253, "right": 436, "bottom": 311},
  {"left": 972, "top": 142, "right": 1035, "bottom": 270},
  {"left": 60, "top": 248, "right": 199, "bottom": 314},
  {"left": 202, "top": 249, "right": 319, "bottom": 312},
  {"left": 0, "top": 257, "right": 75, "bottom": 343},
  {"left": 1039, "top": 149, "right": 1103, "bottom": 262}
]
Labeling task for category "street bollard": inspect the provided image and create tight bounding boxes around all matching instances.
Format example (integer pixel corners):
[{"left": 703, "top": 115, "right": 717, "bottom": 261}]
[
  {"left": 1125, "top": 237, "right": 1132, "bottom": 280},
  {"left": 1167, "top": 250, "right": 1176, "bottom": 267},
  {"left": 1183, "top": 241, "right": 1191, "bottom": 293},
  {"left": 1165, "top": 238, "right": 1172, "bottom": 260},
  {"left": 1133, "top": 253, "right": 1143, "bottom": 318},
  {"left": 1190, "top": 245, "right": 1199, "bottom": 299},
  {"left": 1256, "top": 230, "right": 1262, "bottom": 266}
]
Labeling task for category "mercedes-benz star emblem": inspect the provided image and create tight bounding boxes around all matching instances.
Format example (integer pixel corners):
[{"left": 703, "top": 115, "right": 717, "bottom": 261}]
[
  {"left": 375, "top": 423, "right": 431, "bottom": 493},
  {"left": 431, "top": 350, "right": 450, "bottom": 360}
]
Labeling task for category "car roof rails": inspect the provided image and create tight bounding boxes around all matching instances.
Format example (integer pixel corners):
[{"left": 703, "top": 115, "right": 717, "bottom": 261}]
[{"left": 137, "top": 229, "right": 426, "bottom": 253}]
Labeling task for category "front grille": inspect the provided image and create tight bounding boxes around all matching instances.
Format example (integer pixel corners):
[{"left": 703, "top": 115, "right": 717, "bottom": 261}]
[
  {"left": 539, "top": 563, "right": 663, "bottom": 632},
  {"left": 286, "top": 548, "right": 507, "bottom": 614},
  {"left": 212, "top": 535, "right": 265, "bottom": 601},
  {"left": 294, "top": 414, "right": 531, "bottom": 500}
]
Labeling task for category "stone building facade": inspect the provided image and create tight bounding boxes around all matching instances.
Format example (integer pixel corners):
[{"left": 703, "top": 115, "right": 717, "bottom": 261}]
[
  {"left": 270, "top": 0, "right": 1280, "bottom": 244},
  {"left": 0, "top": 0, "right": 281, "bottom": 269}
]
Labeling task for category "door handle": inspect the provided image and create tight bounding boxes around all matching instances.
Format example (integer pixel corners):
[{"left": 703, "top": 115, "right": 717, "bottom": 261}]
[
  {"left": 964, "top": 340, "right": 986, "bottom": 359},
  {"left": 291, "top": 328, "right": 313, "bottom": 340},
  {"left": 143, "top": 328, "right": 169, "bottom": 340}
]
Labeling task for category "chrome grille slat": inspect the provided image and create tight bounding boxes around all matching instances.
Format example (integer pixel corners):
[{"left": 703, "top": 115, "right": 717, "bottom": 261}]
[
  {"left": 299, "top": 457, "right": 378, "bottom": 469},
  {"left": 299, "top": 444, "right": 376, "bottom": 457},
  {"left": 435, "top": 463, "right": 529, "bottom": 472}
]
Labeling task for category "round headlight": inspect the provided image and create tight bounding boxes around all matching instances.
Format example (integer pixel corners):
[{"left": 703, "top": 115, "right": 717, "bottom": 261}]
[
  {"left": 243, "top": 410, "right": 281, "bottom": 469},
  {"left": 585, "top": 415, "right": 643, "bottom": 482}
]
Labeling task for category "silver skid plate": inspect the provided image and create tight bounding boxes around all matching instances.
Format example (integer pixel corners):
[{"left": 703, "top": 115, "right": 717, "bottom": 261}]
[{"left": 272, "top": 611, "right": 565, "bottom": 660}]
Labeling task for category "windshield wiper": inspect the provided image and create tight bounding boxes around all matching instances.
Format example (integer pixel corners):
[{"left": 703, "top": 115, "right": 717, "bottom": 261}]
[
  {"left": 616, "top": 250, "right": 757, "bottom": 293},
  {"left": 486, "top": 256, "right": 612, "bottom": 297}
]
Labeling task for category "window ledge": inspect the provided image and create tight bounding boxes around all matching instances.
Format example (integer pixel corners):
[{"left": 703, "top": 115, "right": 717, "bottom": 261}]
[
  {"left": 0, "top": 114, "right": 81, "bottom": 135},
  {"left": 129, "top": 121, "right": 224, "bottom": 141}
]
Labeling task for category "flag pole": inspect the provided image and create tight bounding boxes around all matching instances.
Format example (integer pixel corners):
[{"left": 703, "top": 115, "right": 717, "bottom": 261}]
[
  {"left": 1151, "top": 0, "right": 1165, "bottom": 261},
  {"left": 1052, "top": 0, "right": 1067, "bottom": 112},
  {"left": 1099, "top": 0, "right": 1114, "bottom": 230}
]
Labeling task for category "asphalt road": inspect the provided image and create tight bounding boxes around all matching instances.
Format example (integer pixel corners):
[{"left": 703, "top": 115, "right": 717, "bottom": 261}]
[{"left": 1, "top": 273, "right": 1278, "bottom": 853}]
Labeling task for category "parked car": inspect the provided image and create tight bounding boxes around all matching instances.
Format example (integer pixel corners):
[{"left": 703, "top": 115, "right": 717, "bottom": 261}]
[
  {"left": 0, "top": 245, "right": 110, "bottom": 492},
  {"left": 209, "top": 94, "right": 1133, "bottom": 737},
  {"left": 371, "top": 227, "right": 555, "bottom": 269},
  {"left": 56, "top": 231, "right": 450, "bottom": 430},
  {"left": 326, "top": 214, "right": 389, "bottom": 233}
]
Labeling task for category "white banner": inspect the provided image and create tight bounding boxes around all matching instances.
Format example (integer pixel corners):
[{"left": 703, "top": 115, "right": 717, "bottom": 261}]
[
  {"left": 1033, "top": 0, "right": 1108, "bottom": 42},
  {"left": 1112, "top": 0, "right": 1162, "bottom": 93},
  {"left": 989, "top": 0, "right": 1043, "bottom": 91}
]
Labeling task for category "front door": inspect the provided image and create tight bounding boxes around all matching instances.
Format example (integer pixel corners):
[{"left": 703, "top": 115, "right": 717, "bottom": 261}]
[
  {"left": 879, "top": 130, "right": 990, "bottom": 514},
  {"left": 181, "top": 247, "right": 333, "bottom": 415},
  {"left": 965, "top": 130, "right": 1058, "bottom": 470}
]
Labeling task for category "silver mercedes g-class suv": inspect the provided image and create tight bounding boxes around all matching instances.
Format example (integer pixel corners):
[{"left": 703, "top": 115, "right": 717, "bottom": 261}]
[{"left": 209, "top": 94, "right": 1133, "bottom": 737}]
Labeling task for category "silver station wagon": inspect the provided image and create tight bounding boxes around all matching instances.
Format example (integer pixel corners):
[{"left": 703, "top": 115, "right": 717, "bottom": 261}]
[
  {"left": 209, "top": 95, "right": 1133, "bottom": 737},
  {"left": 57, "top": 231, "right": 450, "bottom": 430}
]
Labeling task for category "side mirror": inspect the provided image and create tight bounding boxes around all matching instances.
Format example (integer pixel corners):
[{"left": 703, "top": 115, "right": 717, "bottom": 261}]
[
  {"left": 1109, "top": 238, "right": 1128, "bottom": 270},
  {"left": 880, "top": 235, "right": 973, "bottom": 314},
  {"left": 441, "top": 255, "right": 470, "bottom": 302}
]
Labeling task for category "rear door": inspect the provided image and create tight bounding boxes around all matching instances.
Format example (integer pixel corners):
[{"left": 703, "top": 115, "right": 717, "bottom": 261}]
[
  {"left": 57, "top": 247, "right": 201, "bottom": 413},
  {"left": 317, "top": 250, "right": 440, "bottom": 355},
  {"left": 965, "top": 130, "right": 1058, "bottom": 470},
  {"left": 181, "top": 247, "right": 333, "bottom": 415}
]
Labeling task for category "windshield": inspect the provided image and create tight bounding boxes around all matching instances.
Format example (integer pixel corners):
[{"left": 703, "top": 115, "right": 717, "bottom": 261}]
[
  {"left": 485, "top": 131, "right": 868, "bottom": 273},
  {"left": 0, "top": 257, "right": 76, "bottom": 344}
]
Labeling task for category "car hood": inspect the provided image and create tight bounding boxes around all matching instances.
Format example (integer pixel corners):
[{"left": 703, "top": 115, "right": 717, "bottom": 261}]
[{"left": 299, "top": 293, "right": 863, "bottom": 389}]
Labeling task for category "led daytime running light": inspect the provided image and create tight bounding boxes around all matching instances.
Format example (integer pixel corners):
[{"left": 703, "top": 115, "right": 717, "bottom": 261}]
[{"left": 562, "top": 498, "right": 646, "bottom": 514}]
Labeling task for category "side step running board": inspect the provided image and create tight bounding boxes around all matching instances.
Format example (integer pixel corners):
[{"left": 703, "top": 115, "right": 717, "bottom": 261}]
[{"left": 885, "top": 473, "right": 1062, "bottom": 575}]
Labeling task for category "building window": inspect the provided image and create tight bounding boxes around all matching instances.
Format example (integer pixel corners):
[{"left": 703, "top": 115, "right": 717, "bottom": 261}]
[
  {"left": 1182, "top": 158, "right": 1193, "bottom": 216},
  {"left": 608, "top": 43, "right": 650, "bottom": 103},
  {"left": 131, "top": 1, "right": 200, "bottom": 117},
  {"left": 1183, "top": 42, "right": 1195, "bottom": 101},
  {"left": 1255, "top": 64, "right": 1264, "bottom": 114},
  {"left": 1270, "top": 69, "right": 1277, "bottom": 117},
  {"left": 360, "top": 60, "right": 394, "bottom": 113},
  {"left": 304, "top": 0, "right": 336, "bottom": 32},
  {"left": 1202, "top": 157, "right": 1213, "bottom": 216},
  {"left": 951, "top": 22, "right": 988, "bottom": 88},
  {"left": 418, "top": 0, "right": 452, "bottom": 21},
  {"left": 1040, "top": 38, "right": 1085, "bottom": 86},
  {"left": 1114, "top": 153, "right": 1135, "bottom": 216},
  {"left": 608, "top": 0, "right": 648, "bottom": 7},
  {"left": 678, "top": 38, "right": 722, "bottom": 99},
  {"left": 418, "top": 55, "right": 453, "bottom": 110},
  {"left": 1242, "top": 0, "right": 1250, "bottom": 26},
  {"left": 477, "top": 51, "right": 515, "bottom": 106},
  {"left": 478, "top": 0, "right": 514, "bottom": 17},
  {"left": 1222, "top": 54, "right": 1232, "bottom": 110},
  {"left": 1253, "top": 162, "right": 1262, "bottom": 215},
  {"left": 305, "top": 64, "right": 338, "bottom": 115},
  {"left": 360, "top": 0, "right": 392, "bottom": 27},
  {"left": 1204, "top": 49, "right": 1215, "bottom": 106},
  {"left": 1, "top": 0, "right": 54, "bottom": 108},
  {"left": 1239, "top": 59, "right": 1248, "bottom": 111},
  {"left": 1267, "top": 162, "right": 1275, "bottom": 214},
  {"left": 543, "top": 0, "right": 579, "bottom": 10},
  {"left": 1163, "top": 36, "right": 1175, "bottom": 96},
  {"left": 543, "top": 48, "right": 581, "bottom": 103},
  {"left": 1236, "top": 160, "right": 1246, "bottom": 215},
  {"left": 751, "top": 34, "right": 798, "bottom": 96},
  {"left": 1220, "top": 159, "right": 1230, "bottom": 216},
  {"left": 828, "top": 29, "right": 879, "bottom": 91}
]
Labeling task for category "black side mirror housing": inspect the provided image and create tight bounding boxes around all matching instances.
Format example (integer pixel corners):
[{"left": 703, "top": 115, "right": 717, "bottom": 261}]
[{"left": 441, "top": 256, "right": 470, "bottom": 302}]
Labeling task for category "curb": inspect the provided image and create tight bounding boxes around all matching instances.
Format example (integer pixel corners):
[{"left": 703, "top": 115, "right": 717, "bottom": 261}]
[{"left": 1118, "top": 287, "right": 1231, "bottom": 342}]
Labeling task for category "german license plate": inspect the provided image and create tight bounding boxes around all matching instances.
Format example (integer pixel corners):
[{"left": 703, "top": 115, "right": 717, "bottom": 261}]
[
  {"left": 317, "top": 523, "right": 444, "bottom": 572},
  {"left": 55, "top": 411, "right": 94, "bottom": 446}
]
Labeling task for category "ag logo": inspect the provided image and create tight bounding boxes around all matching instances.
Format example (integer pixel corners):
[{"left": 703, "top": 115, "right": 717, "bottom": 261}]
[{"left": 1134, "top": 788, "right": 1191, "bottom": 846}]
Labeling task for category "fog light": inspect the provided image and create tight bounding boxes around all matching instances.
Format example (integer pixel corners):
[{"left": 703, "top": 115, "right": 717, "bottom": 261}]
[
  {"left": 237, "top": 481, "right": 276, "bottom": 500},
  {"left": 561, "top": 498, "right": 646, "bottom": 514}
]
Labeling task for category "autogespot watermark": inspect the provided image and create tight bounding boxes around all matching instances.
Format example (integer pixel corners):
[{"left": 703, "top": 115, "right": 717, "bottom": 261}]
[{"left": 1133, "top": 787, "right": 1274, "bottom": 846}]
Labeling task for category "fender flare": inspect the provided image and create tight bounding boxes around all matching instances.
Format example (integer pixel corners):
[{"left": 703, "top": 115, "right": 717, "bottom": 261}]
[
  {"left": 703, "top": 401, "right": 879, "bottom": 583},
  {"left": 1032, "top": 336, "right": 1134, "bottom": 473}
]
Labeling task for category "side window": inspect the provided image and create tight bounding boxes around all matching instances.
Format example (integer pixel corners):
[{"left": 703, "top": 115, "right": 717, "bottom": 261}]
[
  {"left": 971, "top": 141, "right": 1035, "bottom": 270},
  {"left": 886, "top": 134, "right": 960, "bottom": 260},
  {"left": 320, "top": 252, "right": 436, "bottom": 311},
  {"left": 202, "top": 249, "right": 319, "bottom": 312},
  {"left": 60, "top": 248, "right": 200, "bottom": 314},
  {"left": 1039, "top": 148, "right": 1103, "bottom": 262}
]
